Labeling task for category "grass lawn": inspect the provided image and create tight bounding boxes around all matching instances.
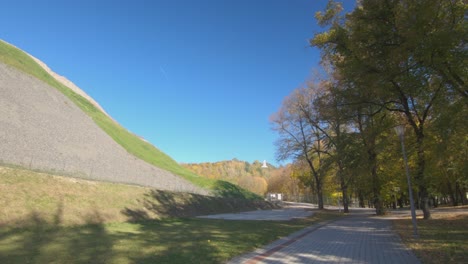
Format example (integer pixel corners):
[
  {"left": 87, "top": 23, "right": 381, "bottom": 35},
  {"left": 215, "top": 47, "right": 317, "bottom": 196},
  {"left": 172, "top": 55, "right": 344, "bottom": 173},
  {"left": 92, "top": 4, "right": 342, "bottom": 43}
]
[
  {"left": 0, "top": 212, "right": 340, "bottom": 264},
  {"left": 392, "top": 208, "right": 468, "bottom": 264},
  {"left": 0, "top": 166, "right": 324, "bottom": 263},
  {"left": 0, "top": 166, "right": 274, "bottom": 226}
]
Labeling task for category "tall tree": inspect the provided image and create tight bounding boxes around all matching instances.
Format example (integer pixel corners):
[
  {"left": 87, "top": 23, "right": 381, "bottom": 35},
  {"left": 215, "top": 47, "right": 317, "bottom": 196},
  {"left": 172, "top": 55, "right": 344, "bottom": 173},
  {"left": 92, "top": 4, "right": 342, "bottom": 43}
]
[
  {"left": 426, "top": 93, "right": 468, "bottom": 205},
  {"left": 312, "top": 0, "right": 467, "bottom": 219},
  {"left": 271, "top": 88, "right": 328, "bottom": 209},
  {"left": 312, "top": 79, "right": 354, "bottom": 213}
]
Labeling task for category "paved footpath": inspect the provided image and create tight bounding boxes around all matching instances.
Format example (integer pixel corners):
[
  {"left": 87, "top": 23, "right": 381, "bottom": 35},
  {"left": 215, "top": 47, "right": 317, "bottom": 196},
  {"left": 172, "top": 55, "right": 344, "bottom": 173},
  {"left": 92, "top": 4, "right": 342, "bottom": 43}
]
[
  {"left": 198, "top": 202, "right": 315, "bottom": 221},
  {"left": 228, "top": 214, "right": 420, "bottom": 264}
]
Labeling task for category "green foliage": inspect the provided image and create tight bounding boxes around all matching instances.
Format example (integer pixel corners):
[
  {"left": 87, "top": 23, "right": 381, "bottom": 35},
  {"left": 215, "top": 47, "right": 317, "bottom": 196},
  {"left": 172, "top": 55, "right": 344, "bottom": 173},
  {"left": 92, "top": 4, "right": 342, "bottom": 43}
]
[
  {"left": 271, "top": 0, "right": 466, "bottom": 213},
  {"left": 314, "top": 0, "right": 343, "bottom": 27},
  {"left": 0, "top": 40, "right": 258, "bottom": 199},
  {"left": 310, "top": 29, "right": 337, "bottom": 46},
  {"left": 306, "top": 0, "right": 467, "bottom": 217}
]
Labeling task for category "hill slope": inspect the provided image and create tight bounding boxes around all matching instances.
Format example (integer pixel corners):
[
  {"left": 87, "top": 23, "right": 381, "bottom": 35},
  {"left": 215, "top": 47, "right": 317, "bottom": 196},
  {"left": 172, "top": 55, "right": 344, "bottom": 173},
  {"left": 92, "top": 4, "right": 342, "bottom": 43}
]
[
  {"left": 0, "top": 39, "right": 259, "bottom": 199},
  {"left": 0, "top": 61, "right": 206, "bottom": 194},
  {"left": 0, "top": 165, "right": 274, "bottom": 226}
]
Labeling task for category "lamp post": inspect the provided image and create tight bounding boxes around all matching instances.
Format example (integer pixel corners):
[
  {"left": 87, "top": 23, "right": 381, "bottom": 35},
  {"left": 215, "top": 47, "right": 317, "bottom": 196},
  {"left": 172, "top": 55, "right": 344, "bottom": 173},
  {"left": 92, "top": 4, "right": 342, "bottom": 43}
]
[{"left": 394, "top": 125, "right": 419, "bottom": 238}]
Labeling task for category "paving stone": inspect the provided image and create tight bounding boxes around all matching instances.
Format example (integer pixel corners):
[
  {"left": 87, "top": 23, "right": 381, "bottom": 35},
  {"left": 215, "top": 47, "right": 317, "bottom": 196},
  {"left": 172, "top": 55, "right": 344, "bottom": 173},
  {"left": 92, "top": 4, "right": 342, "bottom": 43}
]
[{"left": 228, "top": 214, "right": 420, "bottom": 264}]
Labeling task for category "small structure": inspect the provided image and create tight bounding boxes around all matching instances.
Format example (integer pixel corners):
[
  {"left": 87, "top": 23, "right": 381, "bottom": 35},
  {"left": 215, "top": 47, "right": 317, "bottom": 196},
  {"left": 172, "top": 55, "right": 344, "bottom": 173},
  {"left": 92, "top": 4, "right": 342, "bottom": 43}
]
[
  {"left": 261, "top": 160, "right": 268, "bottom": 168},
  {"left": 266, "top": 193, "right": 283, "bottom": 202}
]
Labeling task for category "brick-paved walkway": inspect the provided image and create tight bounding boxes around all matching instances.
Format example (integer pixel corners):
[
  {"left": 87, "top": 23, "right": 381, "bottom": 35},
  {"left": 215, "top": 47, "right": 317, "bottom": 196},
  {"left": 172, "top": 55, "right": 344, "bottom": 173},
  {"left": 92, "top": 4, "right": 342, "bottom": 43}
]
[{"left": 228, "top": 215, "right": 420, "bottom": 264}]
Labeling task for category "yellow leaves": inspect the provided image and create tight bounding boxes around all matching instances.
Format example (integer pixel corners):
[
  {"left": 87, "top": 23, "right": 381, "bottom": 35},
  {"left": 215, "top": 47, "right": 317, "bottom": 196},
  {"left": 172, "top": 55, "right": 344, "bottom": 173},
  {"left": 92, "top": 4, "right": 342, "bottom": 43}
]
[
  {"left": 310, "top": 30, "right": 337, "bottom": 47},
  {"left": 315, "top": 0, "right": 344, "bottom": 27},
  {"left": 182, "top": 160, "right": 271, "bottom": 195}
]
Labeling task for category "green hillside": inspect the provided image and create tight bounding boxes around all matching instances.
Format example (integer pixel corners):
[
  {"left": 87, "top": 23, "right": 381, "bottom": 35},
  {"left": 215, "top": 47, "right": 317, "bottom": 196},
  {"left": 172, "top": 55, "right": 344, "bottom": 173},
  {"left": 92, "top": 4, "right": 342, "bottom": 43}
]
[{"left": 0, "top": 40, "right": 258, "bottom": 199}]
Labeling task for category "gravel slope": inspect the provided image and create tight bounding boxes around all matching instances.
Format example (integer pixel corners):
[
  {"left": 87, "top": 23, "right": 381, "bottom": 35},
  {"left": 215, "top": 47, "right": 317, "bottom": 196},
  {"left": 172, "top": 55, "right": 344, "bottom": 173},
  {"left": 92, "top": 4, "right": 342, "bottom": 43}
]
[{"left": 0, "top": 62, "right": 208, "bottom": 195}]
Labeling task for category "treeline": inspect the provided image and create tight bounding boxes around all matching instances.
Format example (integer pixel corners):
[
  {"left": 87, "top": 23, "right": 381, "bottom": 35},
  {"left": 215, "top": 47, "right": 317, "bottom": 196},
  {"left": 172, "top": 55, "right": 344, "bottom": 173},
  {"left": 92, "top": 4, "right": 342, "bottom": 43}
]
[
  {"left": 271, "top": 0, "right": 467, "bottom": 218},
  {"left": 183, "top": 159, "right": 316, "bottom": 199},
  {"left": 182, "top": 159, "right": 273, "bottom": 195}
]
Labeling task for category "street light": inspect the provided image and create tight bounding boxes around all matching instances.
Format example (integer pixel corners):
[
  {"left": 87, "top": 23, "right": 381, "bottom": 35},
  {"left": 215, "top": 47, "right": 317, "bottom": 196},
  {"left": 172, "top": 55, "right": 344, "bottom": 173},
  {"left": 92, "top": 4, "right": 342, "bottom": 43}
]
[{"left": 394, "top": 124, "right": 419, "bottom": 238}]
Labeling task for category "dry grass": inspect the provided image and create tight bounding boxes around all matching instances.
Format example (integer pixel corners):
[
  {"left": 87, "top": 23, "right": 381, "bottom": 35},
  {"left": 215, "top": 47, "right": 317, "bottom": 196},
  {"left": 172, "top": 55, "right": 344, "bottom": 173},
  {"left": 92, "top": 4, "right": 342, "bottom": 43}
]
[
  {"left": 392, "top": 208, "right": 468, "bottom": 264},
  {"left": 0, "top": 166, "right": 275, "bottom": 227},
  {"left": 0, "top": 165, "right": 343, "bottom": 264},
  {"left": 0, "top": 166, "right": 148, "bottom": 225}
]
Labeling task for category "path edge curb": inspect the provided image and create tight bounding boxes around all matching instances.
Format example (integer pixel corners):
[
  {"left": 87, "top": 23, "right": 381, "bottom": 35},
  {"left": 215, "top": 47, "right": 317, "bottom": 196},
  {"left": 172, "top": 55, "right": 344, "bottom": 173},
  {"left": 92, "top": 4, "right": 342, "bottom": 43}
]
[{"left": 227, "top": 215, "right": 346, "bottom": 264}]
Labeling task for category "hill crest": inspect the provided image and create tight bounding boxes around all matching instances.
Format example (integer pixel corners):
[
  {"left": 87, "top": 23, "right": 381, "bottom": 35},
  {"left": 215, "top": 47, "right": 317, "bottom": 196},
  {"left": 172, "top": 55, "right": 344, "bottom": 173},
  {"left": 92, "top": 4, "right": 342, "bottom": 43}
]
[
  {"left": 0, "top": 39, "right": 260, "bottom": 199},
  {"left": 0, "top": 40, "right": 210, "bottom": 194}
]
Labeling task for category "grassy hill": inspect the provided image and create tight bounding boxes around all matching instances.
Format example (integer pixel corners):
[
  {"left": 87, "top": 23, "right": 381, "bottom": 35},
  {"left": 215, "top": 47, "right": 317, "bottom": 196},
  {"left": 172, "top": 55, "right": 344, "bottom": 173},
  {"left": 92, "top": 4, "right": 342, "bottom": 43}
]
[
  {"left": 0, "top": 40, "right": 258, "bottom": 199},
  {"left": 0, "top": 166, "right": 272, "bottom": 226},
  {"left": 0, "top": 164, "right": 340, "bottom": 264}
]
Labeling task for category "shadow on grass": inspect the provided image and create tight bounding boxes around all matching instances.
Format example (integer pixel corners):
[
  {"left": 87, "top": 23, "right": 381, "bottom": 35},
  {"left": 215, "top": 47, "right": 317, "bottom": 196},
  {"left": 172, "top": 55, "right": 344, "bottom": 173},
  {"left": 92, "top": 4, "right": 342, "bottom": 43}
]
[
  {"left": 393, "top": 214, "right": 468, "bottom": 264},
  {"left": 122, "top": 189, "right": 277, "bottom": 221},
  {"left": 124, "top": 219, "right": 226, "bottom": 264},
  {"left": 0, "top": 185, "right": 285, "bottom": 264},
  {"left": 0, "top": 210, "right": 225, "bottom": 264},
  {"left": 0, "top": 202, "right": 114, "bottom": 264},
  {"left": 0, "top": 190, "right": 340, "bottom": 264},
  {"left": 123, "top": 217, "right": 302, "bottom": 264},
  {"left": 212, "top": 180, "right": 260, "bottom": 199},
  {"left": 0, "top": 204, "right": 297, "bottom": 264}
]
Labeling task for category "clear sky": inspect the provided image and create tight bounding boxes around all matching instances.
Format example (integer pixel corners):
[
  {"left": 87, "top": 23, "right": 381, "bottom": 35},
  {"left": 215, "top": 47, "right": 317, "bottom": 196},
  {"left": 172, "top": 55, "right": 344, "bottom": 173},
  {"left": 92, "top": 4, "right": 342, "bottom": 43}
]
[{"left": 1, "top": 0, "right": 354, "bottom": 166}]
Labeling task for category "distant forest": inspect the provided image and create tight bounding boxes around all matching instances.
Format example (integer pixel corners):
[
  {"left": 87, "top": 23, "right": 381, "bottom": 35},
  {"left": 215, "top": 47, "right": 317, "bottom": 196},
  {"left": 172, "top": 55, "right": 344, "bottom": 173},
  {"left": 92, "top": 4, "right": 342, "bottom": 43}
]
[
  {"left": 182, "top": 159, "right": 271, "bottom": 195},
  {"left": 182, "top": 159, "right": 314, "bottom": 199}
]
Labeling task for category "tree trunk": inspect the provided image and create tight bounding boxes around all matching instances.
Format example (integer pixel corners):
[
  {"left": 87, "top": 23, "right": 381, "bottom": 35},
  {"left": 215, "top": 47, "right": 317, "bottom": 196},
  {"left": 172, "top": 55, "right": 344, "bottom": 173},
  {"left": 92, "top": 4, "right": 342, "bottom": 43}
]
[
  {"left": 397, "top": 197, "right": 403, "bottom": 208},
  {"left": 340, "top": 176, "right": 349, "bottom": 212},
  {"left": 358, "top": 191, "right": 365, "bottom": 208},
  {"left": 316, "top": 180, "right": 324, "bottom": 209},
  {"left": 432, "top": 196, "right": 438, "bottom": 208},
  {"left": 447, "top": 180, "right": 458, "bottom": 206},
  {"left": 307, "top": 160, "right": 324, "bottom": 210},
  {"left": 341, "top": 187, "right": 349, "bottom": 213},
  {"left": 462, "top": 187, "right": 468, "bottom": 205},
  {"left": 456, "top": 182, "right": 463, "bottom": 206},
  {"left": 415, "top": 133, "right": 431, "bottom": 219},
  {"left": 337, "top": 164, "right": 349, "bottom": 213},
  {"left": 369, "top": 149, "right": 384, "bottom": 215},
  {"left": 415, "top": 191, "right": 421, "bottom": 210}
]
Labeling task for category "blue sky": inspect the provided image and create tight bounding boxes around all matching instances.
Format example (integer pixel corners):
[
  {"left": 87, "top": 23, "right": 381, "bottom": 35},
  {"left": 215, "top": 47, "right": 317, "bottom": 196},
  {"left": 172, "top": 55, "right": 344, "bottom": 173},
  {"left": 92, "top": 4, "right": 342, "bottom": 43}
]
[{"left": 1, "top": 0, "right": 354, "bottom": 166}]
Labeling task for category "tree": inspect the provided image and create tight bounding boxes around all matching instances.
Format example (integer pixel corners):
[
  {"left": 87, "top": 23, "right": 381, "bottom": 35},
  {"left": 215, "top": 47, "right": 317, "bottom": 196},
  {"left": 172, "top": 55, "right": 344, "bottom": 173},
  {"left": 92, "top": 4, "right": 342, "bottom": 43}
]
[
  {"left": 311, "top": 0, "right": 467, "bottom": 219},
  {"left": 267, "top": 164, "right": 313, "bottom": 202},
  {"left": 182, "top": 159, "right": 274, "bottom": 196},
  {"left": 426, "top": 95, "right": 468, "bottom": 206},
  {"left": 271, "top": 88, "right": 329, "bottom": 209},
  {"left": 310, "top": 79, "right": 354, "bottom": 212}
]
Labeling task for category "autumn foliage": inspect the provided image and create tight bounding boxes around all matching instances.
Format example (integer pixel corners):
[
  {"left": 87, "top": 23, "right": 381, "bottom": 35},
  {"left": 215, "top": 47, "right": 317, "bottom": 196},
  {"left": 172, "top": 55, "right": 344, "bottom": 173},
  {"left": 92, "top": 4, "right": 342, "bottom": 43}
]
[{"left": 182, "top": 159, "right": 270, "bottom": 195}]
